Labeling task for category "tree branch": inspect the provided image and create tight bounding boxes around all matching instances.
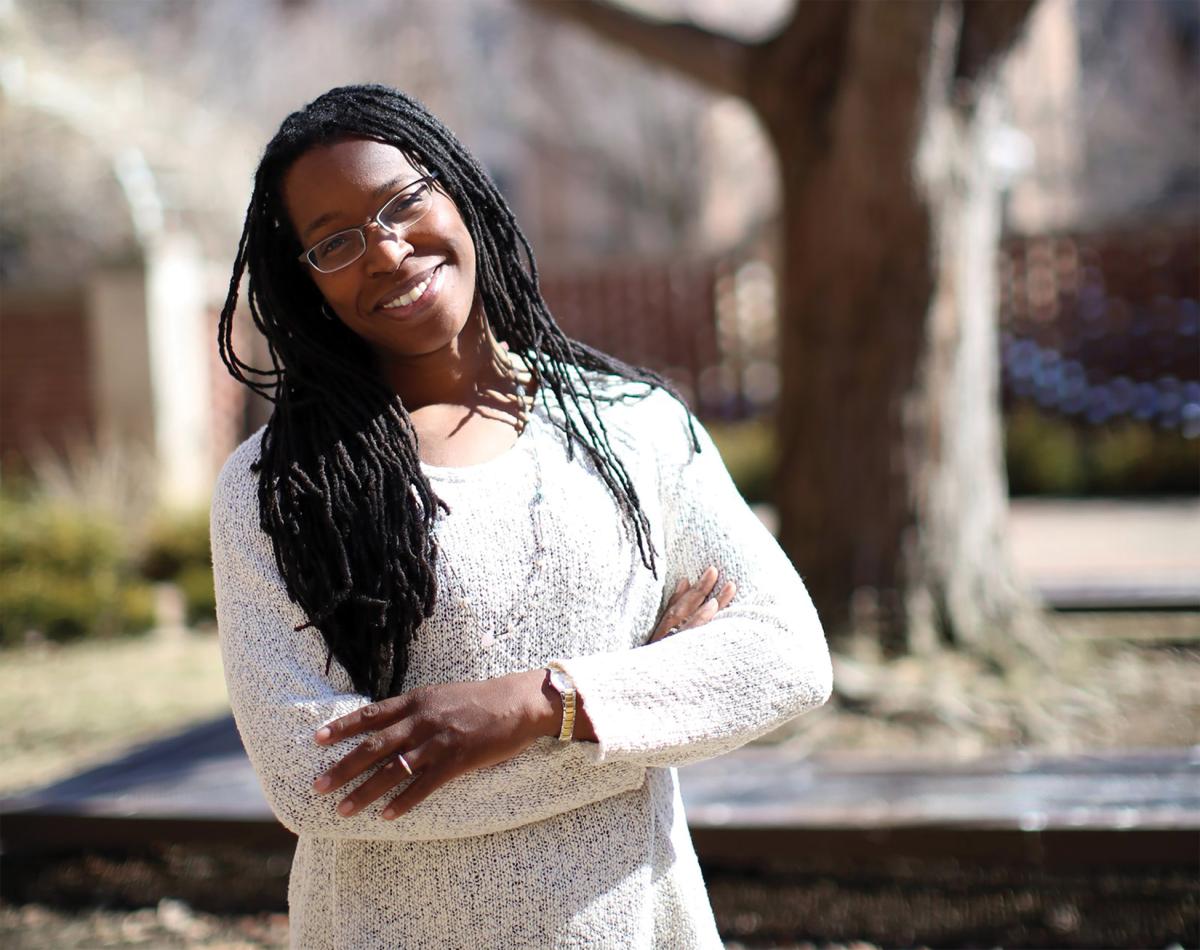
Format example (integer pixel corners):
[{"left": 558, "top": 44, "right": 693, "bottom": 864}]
[
  {"left": 955, "top": 0, "right": 1038, "bottom": 83},
  {"left": 524, "top": 0, "right": 752, "bottom": 99}
]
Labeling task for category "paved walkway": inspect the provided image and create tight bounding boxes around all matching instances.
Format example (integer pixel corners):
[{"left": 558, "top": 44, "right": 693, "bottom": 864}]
[
  {"left": 751, "top": 498, "right": 1200, "bottom": 608},
  {"left": 2, "top": 715, "right": 1196, "bottom": 855},
  {"left": 2, "top": 499, "right": 1197, "bottom": 861},
  {"left": 1008, "top": 498, "right": 1200, "bottom": 607}
]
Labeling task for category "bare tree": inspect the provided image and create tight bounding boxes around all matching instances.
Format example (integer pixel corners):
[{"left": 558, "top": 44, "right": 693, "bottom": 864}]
[{"left": 531, "top": 0, "right": 1044, "bottom": 662}]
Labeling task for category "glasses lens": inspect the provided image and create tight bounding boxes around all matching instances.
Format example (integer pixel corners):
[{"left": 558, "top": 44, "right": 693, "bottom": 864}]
[
  {"left": 380, "top": 180, "right": 433, "bottom": 231},
  {"left": 312, "top": 231, "right": 366, "bottom": 272}
]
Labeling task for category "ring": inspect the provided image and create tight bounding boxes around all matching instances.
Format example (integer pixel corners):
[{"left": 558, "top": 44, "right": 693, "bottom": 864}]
[
  {"left": 666, "top": 625, "right": 682, "bottom": 638},
  {"left": 396, "top": 752, "right": 413, "bottom": 776}
]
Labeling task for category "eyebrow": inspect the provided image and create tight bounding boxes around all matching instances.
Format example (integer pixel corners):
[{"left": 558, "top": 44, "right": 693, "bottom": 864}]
[{"left": 300, "top": 174, "right": 423, "bottom": 241}]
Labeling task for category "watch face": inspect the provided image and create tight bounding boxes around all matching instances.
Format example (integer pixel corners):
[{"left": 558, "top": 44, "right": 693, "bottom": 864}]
[{"left": 549, "top": 669, "right": 572, "bottom": 695}]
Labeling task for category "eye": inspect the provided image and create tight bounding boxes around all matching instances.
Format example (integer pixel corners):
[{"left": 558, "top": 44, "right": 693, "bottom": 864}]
[
  {"left": 393, "top": 181, "right": 432, "bottom": 210},
  {"left": 319, "top": 233, "right": 349, "bottom": 253}
]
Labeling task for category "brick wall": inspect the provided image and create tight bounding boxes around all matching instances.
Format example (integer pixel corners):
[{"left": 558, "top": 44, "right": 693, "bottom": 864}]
[
  {"left": 0, "top": 294, "right": 94, "bottom": 467},
  {"left": 539, "top": 259, "right": 721, "bottom": 409}
]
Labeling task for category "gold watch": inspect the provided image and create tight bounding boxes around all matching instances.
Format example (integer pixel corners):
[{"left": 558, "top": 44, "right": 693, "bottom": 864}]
[{"left": 546, "top": 664, "right": 576, "bottom": 742}]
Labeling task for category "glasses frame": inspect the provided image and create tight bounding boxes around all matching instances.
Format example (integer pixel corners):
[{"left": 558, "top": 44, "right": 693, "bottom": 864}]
[{"left": 296, "top": 172, "right": 441, "bottom": 274}]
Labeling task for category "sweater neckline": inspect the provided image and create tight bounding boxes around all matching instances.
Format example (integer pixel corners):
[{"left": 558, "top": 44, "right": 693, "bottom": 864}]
[{"left": 419, "top": 399, "right": 546, "bottom": 482}]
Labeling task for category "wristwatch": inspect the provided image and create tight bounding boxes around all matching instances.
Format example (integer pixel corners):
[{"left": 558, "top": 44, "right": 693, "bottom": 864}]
[{"left": 545, "top": 663, "right": 577, "bottom": 742}]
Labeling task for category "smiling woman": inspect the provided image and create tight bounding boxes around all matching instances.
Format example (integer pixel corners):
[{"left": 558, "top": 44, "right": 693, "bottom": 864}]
[{"left": 212, "top": 84, "right": 831, "bottom": 949}]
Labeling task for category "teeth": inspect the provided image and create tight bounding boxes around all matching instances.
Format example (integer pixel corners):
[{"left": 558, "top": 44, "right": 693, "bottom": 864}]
[{"left": 382, "top": 268, "right": 437, "bottom": 309}]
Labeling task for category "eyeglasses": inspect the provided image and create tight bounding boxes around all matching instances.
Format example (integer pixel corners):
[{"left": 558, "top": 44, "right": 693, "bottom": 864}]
[{"left": 297, "top": 173, "right": 440, "bottom": 274}]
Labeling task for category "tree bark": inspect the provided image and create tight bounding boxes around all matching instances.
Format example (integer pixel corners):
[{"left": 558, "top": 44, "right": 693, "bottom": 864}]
[{"left": 531, "top": 0, "right": 1043, "bottom": 661}]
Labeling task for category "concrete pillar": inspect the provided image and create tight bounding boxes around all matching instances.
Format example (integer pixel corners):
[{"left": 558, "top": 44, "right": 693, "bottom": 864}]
[
  {"left": 86, "top": 265, "right": 156, "bottom": 450},
  {"left": 145, "top": 235, "right": 213, "bottom": 508},
  {"left": 85, "top": 235, "right": 213, "bottom": 508}
]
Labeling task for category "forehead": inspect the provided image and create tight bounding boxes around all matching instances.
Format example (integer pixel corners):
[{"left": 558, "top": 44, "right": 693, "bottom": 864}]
[{"left": 282, "top": 138, "right": 422, "bottom": 237}]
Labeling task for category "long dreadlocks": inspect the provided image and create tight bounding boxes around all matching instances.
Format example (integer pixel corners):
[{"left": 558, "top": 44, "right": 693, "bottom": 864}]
[{"left": 217, "top": 84, "right": 695, "bottom": 702}]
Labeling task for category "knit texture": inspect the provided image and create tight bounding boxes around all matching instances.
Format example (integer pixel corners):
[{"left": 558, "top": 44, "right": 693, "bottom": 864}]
[{"left": 212, "top": 380, "right": 832, "bottom": 949}]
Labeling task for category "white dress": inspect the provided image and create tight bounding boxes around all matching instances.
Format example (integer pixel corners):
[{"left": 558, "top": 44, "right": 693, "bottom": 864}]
[{"left": 211, "top": 379, "right": 832, "bottom": 949}]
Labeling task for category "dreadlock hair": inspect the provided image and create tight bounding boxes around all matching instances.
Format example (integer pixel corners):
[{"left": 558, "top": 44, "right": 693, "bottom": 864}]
[{"left": 217, "top": 84, "right": 695, "bottom": 702}]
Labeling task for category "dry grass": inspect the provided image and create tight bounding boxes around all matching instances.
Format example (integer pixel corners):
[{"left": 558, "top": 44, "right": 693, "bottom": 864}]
[
  {"left": 1, "top": 630, "right": 228, "bottom": 797},
  {"left": 769, "top": 611, "right": 1200, "bottom": 758},
  {"left": 3, "top": 611, "right": 1196, "bottom": 801}
]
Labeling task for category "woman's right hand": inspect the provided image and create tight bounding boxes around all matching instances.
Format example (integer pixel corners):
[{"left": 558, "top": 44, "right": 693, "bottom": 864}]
[{"left": 646, "top": 565, "right": 736, "bottom": 644}]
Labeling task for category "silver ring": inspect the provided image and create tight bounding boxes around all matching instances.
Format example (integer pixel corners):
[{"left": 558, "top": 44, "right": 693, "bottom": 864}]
[
  {"left": 666, "top": 625, "right": 682, "bottom": 638},
  {"left": 396, "top": 752, "right": 413, "bottom": 776}
]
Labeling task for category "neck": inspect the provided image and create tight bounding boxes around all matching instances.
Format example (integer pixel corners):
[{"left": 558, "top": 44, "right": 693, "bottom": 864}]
[{"left": 378, "top": 305, "right": 512, "bottom": 411}]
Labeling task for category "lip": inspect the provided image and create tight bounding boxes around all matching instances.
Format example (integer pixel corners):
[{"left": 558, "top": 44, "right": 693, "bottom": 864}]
[{"left": 372, "top": 263, "right": 446, "bottom": 317}]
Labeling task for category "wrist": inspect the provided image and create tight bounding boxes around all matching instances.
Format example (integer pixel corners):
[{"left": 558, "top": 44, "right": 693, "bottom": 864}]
[{"left": 520, "top": 668, "right": 562, "bottom": 739}]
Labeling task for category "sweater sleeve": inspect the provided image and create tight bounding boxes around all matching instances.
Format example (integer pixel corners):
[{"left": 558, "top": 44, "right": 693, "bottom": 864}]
[
  {"left": 552, "top": 396, "right": 833, "bottom": 768},
  {"left": 211, "top": 437, "right": 646, "bottom": 843}
]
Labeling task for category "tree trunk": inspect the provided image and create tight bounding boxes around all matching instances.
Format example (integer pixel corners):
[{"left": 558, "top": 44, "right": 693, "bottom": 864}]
[
  {"left": 771, "top": 1, "right": 1040, "bottom": 658},
  {"left": 531, "top": 0, "right": 1043, "bottom": 661}
]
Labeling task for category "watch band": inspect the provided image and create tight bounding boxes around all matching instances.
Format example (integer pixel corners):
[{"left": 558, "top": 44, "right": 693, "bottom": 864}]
[{"left": 546, "top": 663, "right": 576, "bottom": 742}]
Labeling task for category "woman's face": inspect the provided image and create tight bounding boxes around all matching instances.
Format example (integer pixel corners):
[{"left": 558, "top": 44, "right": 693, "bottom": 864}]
[{"left": 281, "top": 137, "right": 479, "bottom": 359}]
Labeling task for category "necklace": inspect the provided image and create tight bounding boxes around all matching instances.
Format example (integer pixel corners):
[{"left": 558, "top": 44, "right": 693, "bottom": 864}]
[{"left": 435, "top": 356, "right": 547, "bottom": 650}]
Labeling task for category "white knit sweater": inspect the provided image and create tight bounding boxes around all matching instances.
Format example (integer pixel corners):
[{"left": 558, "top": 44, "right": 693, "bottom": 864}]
[{"left": 212, "top": 380, "right": 832, "bottom": 949}]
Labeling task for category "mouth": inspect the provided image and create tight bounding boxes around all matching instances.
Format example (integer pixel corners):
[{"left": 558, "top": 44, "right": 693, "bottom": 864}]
[{"left": 375, "top": 264, "right": 446, "bottom": 316}]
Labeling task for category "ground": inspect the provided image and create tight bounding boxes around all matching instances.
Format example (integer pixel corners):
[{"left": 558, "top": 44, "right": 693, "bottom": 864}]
[
  {"left": 3, "top": 612, "right": 1196, "bottom": 947},
  {"left": 3, "top": 612, "right": 1196, "bottom": 798},
  {"left": 0, "top": 902, "right": 882, "bottom": 950}
]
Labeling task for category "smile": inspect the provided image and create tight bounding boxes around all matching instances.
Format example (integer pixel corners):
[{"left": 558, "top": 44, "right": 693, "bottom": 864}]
[{"left": 379, "top": 264, "right": 445, "bottom": 313}]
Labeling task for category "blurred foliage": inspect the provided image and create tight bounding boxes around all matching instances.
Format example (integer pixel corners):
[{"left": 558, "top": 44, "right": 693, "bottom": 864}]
[
  {"left": 0, "top": 496, "right": 156, "bottom": 646},
  {"left": 177, "top": 563, "right": 217, "bottom": 627},
  {"left": 0, "top": 447, "right": 216, "bottom": 644},
  {"left": 140, "top": 508, "right": 214, "bottom": 626},
  {"left": 707, "top": 408, "right": 1198, "bottom": 504},
  {"left": 705, "top": 417, "right": 777, "bottom": 504},
  {"left": 1005, "top": 403, "right": 1200, "bottom": 496}
]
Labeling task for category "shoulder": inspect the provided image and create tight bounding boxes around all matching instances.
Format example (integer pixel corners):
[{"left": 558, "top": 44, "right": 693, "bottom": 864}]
[
  {"left": 211, "top": 426, "right": 267, "bottom": 538},
  {"left": 576, "top": 373, "right": 698, "bottom": 464}
]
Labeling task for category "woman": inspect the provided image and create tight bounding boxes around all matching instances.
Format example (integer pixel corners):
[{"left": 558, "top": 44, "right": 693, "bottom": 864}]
[{"left": 212, "top": 84, "right": 831, "bottom": 949}]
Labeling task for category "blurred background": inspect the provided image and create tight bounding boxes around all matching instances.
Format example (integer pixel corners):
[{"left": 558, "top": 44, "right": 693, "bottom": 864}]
[{"left": 1, "top": 0, "right": 1197, "bottom": 947}]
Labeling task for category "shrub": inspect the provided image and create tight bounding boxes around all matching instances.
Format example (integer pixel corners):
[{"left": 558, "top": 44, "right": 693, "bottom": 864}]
[
  {"left": 139, "top": 509, "right": 214, "bottom": 626},
  {"left": 177, "top": 563, "right": 216, "bottom": 626},
  {"left": 705, "top": 418, "right": 777, "bottom": 504},
  {"left": 140, "top": 509, "right": 212, "bottom": 582},
  {"left": 0, "top": 495, "right": 156, "bottom": 646},
  {"left": 1005, "top": 403, "right": 1200, "bottom": 496}
]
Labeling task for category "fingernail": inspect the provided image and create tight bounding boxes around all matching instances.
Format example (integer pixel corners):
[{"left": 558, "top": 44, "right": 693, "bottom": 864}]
[
  {"left": 382, "top": 807, "right": 396, "bottom": 820},
  {"left": 314, "top": 775, "right": 331, "bottom": 792},
  {"left": 315, "top": 727, "right": 331, "bottom": 742},
  {"left": 337, "top": 800, "right": 354, "bottom": 816}
]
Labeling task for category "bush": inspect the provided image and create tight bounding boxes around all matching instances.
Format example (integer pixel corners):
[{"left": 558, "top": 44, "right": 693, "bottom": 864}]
[
  {"left": 177, "top": 562, "right": 216, "bottom": 626},
  {"left": 0, "top": 495, "right": 157, "bottom": 646},
  {"left": 705, "top": 418, "right": 777, "bottom": 504},
  {"left": 705, "top": 407, "right": 1198, "bottom": 504},
  {"left": 1005, "top": 403, "right": 1200, "bottom": 496},
  {"left": 0, "top": 497, "right": 124, "bottom": 576},
  {"left": 139, "top": 508, "right": 215, "bottom": 627},
  {"left": 140, "top": 509, "right": 212, "bottom": 582}
]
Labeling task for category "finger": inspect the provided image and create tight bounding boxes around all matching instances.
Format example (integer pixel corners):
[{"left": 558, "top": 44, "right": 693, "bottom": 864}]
[
  {"left": 314, "top": 722, "right": 417, "bottom": 795},
  {"left": 650, "top": 598, "right": 691, "bottom": 642},
  {"left": 315, "top": 696, "right": 410, "bottom": 745},
  {"left": 716, "top": 581, "right": 737, "bottom": 611},
  {"left": 334, "top": 743, "right": 427, "bottom": 817},
  {"left": 673, "top": 566, "right": 720, "bottom": 618},
  {"left": 650, "top": 569, "right": 720, "bottom": 643},
  {"left": 680, "top": 596, "right": 719, "bottom": 631},
  {"left": 382, "top": 761, "right": 451, "bottom": 820}
]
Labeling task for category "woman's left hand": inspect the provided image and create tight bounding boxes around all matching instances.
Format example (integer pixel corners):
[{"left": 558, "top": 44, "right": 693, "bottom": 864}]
[{"left": 311, "top": 668, "right": 551, "bottom": 821}]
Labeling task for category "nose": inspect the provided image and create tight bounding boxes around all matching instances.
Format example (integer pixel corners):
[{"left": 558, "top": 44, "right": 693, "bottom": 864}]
[{"left": 362, "top": 222, "right": 412, "bottom": 276}]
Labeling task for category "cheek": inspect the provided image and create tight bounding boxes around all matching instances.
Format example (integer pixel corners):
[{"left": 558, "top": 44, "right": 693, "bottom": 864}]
[{"left": 315, "top": 275, "right": 359, "bottom": 315}]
